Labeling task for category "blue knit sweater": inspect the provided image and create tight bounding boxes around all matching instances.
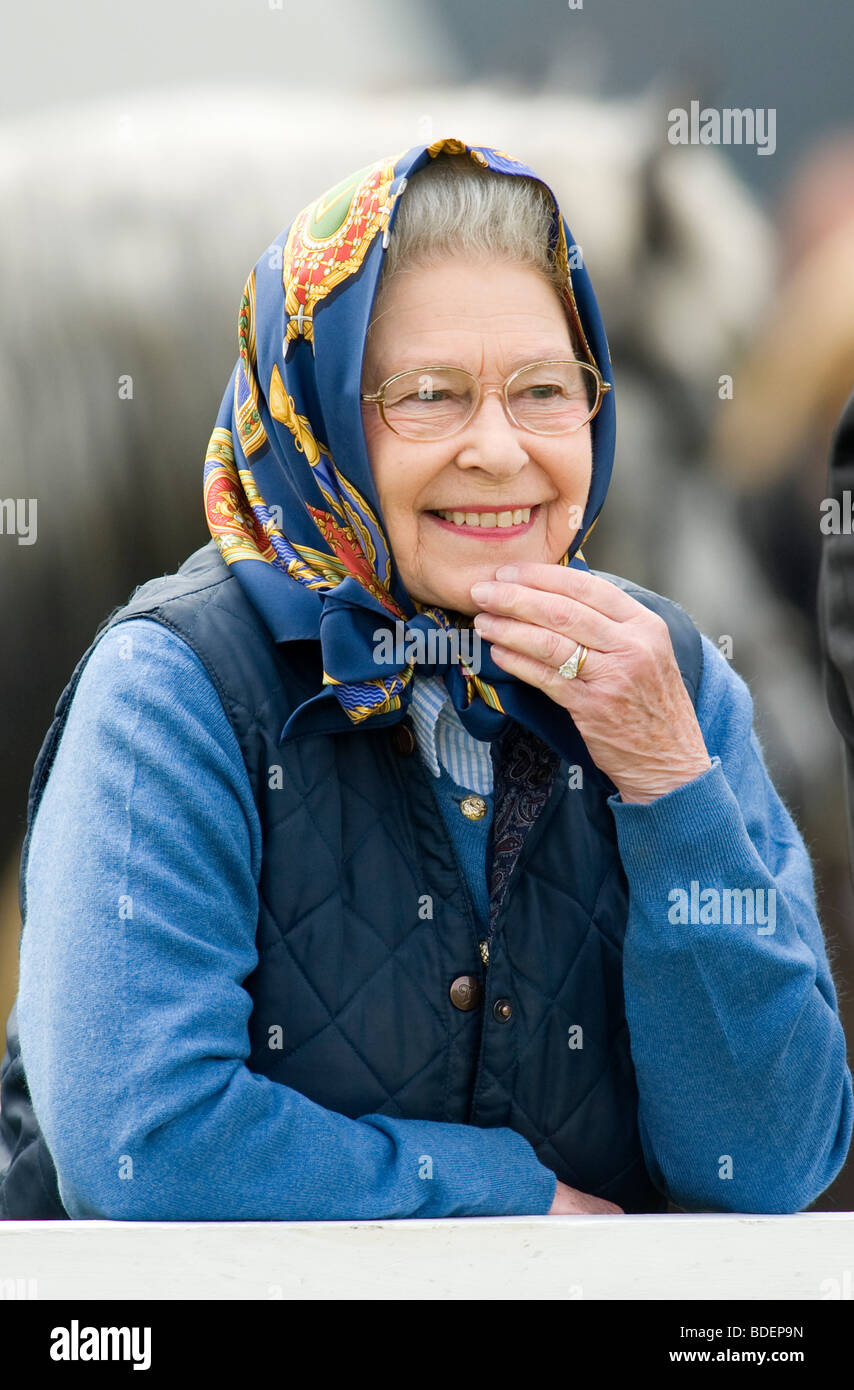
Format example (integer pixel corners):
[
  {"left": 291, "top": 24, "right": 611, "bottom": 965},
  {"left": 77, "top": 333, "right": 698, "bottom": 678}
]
[{"left": 16, "top": 617, "right": 854, "bottom": 1219}]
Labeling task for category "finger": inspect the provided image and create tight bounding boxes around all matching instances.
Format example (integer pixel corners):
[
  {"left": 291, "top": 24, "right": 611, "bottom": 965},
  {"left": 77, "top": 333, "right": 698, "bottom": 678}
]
[
  {"left": 487, "top": 640, "right": 594, "bottom": 698},
  {"left": 471, "top": 576, "right": 621, "bottom": 652},
  {"left": 493, "top": 562, "right": 640, "bottom": 623},
  {"left": 474, "top": 612, "right": 598, "bottom": 678}
]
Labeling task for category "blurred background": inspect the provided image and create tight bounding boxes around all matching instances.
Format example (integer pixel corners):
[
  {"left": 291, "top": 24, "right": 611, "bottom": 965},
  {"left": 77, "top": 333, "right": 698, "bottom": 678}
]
[{"left": 2, "top": 0, "right": 853, "bottom": 1206}]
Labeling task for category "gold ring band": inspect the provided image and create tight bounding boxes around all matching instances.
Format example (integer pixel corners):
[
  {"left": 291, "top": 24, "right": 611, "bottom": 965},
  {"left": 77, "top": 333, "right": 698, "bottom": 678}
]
[{"left": 558, "top": 643, "right": 589, "bottom": 680}]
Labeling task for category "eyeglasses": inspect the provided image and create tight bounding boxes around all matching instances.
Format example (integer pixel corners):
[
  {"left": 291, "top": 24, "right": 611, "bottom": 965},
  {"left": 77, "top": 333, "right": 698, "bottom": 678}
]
[{"left": 360, "top": 359, "right": 611, "bottom": 441}]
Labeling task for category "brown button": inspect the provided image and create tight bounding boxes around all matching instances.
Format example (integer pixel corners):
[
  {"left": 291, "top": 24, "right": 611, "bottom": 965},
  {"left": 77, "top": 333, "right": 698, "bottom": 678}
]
[
  {"left": 493, "top": 998, "right": 513, "bottom": 1022},
  {"left": 391, "top": 720, "right": 415, "bottom": 755},
  {"left": 450, "top": 975, "right": 482, "bottom": 1011}
]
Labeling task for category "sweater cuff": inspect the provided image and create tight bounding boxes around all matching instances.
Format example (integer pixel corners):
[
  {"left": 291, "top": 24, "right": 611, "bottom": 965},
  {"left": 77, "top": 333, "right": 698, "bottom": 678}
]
[
  {"left": 361, "top": 1114, "right": 558, "bottom": 1217},
  {"left": 606, "top": 756, "right": 752, "bottom": 883},
  {"left": 486, "top": 1128, "right": 558, "bottom": 1216}
]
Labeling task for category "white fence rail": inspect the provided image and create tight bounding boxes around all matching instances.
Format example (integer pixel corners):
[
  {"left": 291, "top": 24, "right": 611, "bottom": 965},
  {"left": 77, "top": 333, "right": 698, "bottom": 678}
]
[{"left": 1, "top": 1213, "right": 853, "bottom": 1300}]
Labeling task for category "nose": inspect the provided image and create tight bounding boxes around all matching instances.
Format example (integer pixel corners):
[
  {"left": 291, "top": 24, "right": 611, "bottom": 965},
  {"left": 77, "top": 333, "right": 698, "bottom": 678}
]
[{"left": 452, "top": 387, "right": 530, "bottom": 472}]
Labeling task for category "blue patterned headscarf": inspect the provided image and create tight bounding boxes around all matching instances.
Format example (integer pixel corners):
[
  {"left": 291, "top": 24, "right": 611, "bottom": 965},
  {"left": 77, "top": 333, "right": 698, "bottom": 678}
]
[{"left": 203, "top": 138, "right": 616, "bottom": 770}]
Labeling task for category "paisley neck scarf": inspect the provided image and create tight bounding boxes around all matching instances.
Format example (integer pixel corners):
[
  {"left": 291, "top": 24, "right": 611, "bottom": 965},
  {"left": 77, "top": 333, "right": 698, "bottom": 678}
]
[{"left": 203, "top": 138, "right": 616, "bottom": 775}]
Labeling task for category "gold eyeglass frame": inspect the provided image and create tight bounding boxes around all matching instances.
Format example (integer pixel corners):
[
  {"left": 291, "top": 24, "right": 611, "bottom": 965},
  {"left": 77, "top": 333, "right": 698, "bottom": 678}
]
[{"left": 360, "top": 359, "right": 612, "bottom": 440}]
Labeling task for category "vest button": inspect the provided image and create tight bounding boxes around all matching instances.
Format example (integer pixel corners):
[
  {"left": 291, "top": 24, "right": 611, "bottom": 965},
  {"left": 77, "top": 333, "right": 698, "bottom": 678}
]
[
  {"left": 391, "top": 720, "right": 415, "bottom": 755},
  {"left": 493, "top": 998, "right": 513, "bottom": 1023},
  {"left": 459, "top": 794, "right": 487, "bottom": 820},
  {"left": 449, "top": 975, "right": 482, "bottom": 1011}
]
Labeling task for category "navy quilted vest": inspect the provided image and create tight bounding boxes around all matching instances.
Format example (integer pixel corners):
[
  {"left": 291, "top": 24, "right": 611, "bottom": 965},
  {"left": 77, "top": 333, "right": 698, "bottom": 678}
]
[{"left": 0, "top": 539, "right": 703, "bottom": 1218}]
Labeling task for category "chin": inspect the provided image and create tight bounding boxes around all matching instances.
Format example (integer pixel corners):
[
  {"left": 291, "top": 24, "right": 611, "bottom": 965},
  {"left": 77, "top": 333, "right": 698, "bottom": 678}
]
[
  {"left": 426, "top": 596, "right": 477, "bottom": 620},
  {"left": 407, "top": 579, "right": 475, "bottom": 618},
  {"left": 445, "top": 599, "right": 478, "bottom": 621}
]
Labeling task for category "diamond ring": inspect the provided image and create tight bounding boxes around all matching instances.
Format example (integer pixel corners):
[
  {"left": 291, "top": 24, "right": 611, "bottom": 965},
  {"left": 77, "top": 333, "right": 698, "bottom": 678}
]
[{"left": 558, "top": 643, "right": 589, "bottom": 680}]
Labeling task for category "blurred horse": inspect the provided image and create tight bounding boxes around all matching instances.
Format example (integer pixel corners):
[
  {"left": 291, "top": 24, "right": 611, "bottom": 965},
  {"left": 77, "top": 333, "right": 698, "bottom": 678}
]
[{"left": 1, "top": 81, "right": 806, "bottom": 1026}]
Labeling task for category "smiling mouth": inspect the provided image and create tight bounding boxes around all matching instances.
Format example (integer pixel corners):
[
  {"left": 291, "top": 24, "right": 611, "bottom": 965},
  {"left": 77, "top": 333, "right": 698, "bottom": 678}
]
[{"left": 426, "top": 504, "right": 540, "bottom": 529}]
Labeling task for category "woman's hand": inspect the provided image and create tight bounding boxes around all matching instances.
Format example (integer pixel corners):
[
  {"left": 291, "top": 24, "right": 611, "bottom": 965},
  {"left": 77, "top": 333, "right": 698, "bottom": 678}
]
[
  {"left": 549, "top": 1179, "right": 624, "bottom": 1215},
  {"left": 470, "top": 561, "right": 712, "bottom": 804}
]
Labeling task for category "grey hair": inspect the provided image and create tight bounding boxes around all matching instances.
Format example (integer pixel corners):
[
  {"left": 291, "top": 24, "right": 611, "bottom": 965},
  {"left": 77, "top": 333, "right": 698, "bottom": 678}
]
[{"left": 368, "top": 152, "right": 583, "bottom": 351}]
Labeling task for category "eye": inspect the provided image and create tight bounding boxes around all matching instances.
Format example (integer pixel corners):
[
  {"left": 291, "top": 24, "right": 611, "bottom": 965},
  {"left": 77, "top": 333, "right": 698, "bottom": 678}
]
[
  {"left": 509, "top": 378, "right": 569, "bottom": 404},
  {"left": 416, "top": 386, "right": 456, "bottom": 403},
  {"left": 522, "top": 383, "right": 564, "bottom": 399},
  {"left": 385, "top": 370, "right": 474, "bottom": 411},
  {"left": 392, "top": 387, "right": 462, "bottom": 408}
]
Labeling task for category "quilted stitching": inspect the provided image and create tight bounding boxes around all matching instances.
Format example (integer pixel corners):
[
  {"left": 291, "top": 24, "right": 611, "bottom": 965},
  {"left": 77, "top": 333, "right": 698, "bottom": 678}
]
[
  {"left": 0, "top": 540, "right": 702, "bottom": 1215},
  {"left": 156, "top": 545, "right": 692, "bottom": 1208}
]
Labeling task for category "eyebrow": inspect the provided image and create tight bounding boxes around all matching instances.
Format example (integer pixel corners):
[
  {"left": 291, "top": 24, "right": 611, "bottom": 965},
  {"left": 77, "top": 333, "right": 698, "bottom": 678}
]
[{"left": 378, "top": 348, "right": 579, "bottom": 377}]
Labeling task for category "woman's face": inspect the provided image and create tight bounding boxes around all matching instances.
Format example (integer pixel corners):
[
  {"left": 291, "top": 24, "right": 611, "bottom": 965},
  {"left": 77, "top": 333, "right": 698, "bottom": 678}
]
[{"left": 361, "top": 256, "right": 594, "bottom": 617}]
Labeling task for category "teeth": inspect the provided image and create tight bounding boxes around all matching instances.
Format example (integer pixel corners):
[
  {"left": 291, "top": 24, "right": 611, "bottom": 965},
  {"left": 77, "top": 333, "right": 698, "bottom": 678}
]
[{"left": 434, "top": 507, "right": 532, "bottom": 528}]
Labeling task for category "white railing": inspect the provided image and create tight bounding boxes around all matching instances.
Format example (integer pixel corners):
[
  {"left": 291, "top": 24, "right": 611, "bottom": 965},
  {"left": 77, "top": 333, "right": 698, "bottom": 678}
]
[{"left": 1, "top": 1213, "right": 853, "bottom": 1299}]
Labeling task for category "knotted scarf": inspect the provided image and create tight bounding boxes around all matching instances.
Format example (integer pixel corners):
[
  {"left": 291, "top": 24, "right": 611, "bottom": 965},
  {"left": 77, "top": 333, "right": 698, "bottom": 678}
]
[{"left": 203, "top": 138, "right": 616, "bottom": 774}]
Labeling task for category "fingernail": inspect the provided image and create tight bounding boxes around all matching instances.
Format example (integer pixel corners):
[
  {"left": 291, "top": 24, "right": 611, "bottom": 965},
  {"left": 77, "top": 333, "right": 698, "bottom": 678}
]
[
  {"left": 470, "top": 581, "right": 494, "bottom": 600},
  {"left": 494, "top": 565, "right": 518, "bottom": 581}
]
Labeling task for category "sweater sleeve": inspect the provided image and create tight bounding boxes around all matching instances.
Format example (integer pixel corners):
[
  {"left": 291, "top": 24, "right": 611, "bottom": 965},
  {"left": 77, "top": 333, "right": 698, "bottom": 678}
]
[
  {"left": 608, "top": 633, "right": 854, "bottom": 1213},
  {"left": 16, "top": 617, "right": 557, "bottom": 1221}
]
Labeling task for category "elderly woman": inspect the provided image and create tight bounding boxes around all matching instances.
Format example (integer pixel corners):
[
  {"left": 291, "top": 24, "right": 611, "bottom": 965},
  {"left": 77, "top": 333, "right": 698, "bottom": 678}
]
[{"left": 1, "top": 140, "right": 851, "bottom": 1221}]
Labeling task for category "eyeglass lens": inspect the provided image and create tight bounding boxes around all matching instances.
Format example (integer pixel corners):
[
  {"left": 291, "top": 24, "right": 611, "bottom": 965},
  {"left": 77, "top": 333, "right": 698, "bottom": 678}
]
[{"left": 380, "top": 362, "right": 599, "bottom": 439}]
